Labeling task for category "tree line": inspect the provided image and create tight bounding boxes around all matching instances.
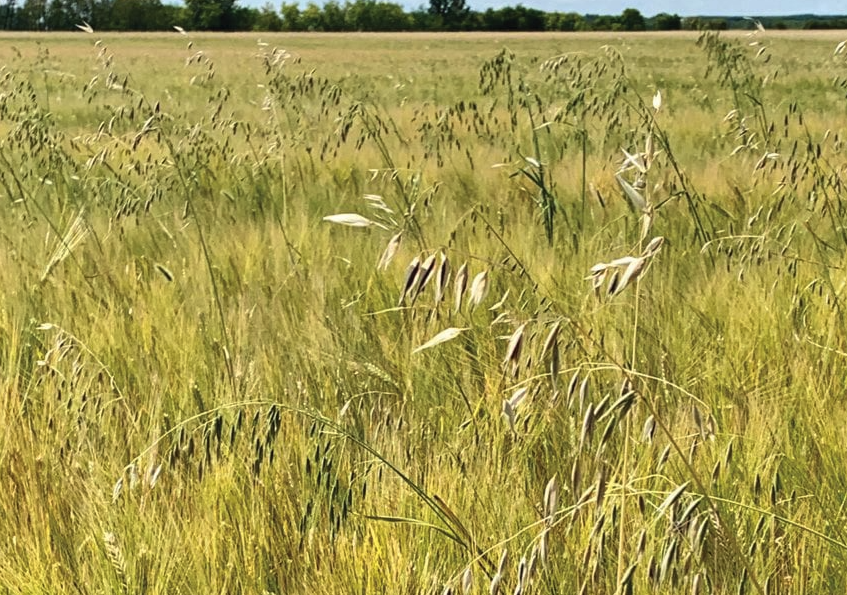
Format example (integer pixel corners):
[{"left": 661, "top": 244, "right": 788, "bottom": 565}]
[{"left": 0, "top": 0, "right": 843, "bottom": 32}]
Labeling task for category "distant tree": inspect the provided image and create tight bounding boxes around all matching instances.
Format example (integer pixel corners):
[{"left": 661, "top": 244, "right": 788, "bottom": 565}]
[
  {"left": 705, "top": 18, "right": 727, "bottom": 30},
  {"left": 0, "top": 0, "right": 18, "bottom": 29},
  {"left": 681, "top": 16, "right": 699, "bottom": 29},
  {"left": 481, "top": 6, "right": 543, "bottom": 31},
  {"left": 619, "top": 7, "right": 644, "bottom": 31},
  {"left": 590, "top": 14, "right": 615, "bottom": 30},
  {"left": 428, "top": 0, "right": 467, "bottom": 30},
  {"left": 46, "top": 0, "right": 75, "bottom": 28},
  {"left": 18, "top": 0, "right": 46, "bottom": 28},
  {"left": 653, "top": 12, "right": 680, "bottom": 30},
  {"left": 252, "top": 2, "right": 280, "bottom": 30},
  {"left": 545, "top": 11, "right": 583, "bottom": 31},
  {"left": 230, "top": 4, "right": 257, "bottom": 29},
  {"left": 65, "top": 0, "right": 97, "bottom": 24},
  {"left": 279, "top": 1, "right": 299, "bottom": 30},
  {"left": 300, "top": 1, "right": 322, "bottom": 30},
  {"left": 346, "top": 0, "right": 408, "bottom": 31},
  {"left": 185, "top": 0, "right": 236, "bottom": 30},
  {"left": 105, "top": 0, "right": 168, "bottom": 30},
  {"left": 321, "top": 0, "right": 346, "bottom": 30},
  {"left": 409, "top": 5, "right": 436, "bottom": 29}
]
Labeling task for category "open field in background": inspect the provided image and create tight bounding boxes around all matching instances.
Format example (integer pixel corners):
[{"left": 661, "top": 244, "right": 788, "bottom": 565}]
[{"left": 1, "top": 30, "right": 847, "bottom": 593}]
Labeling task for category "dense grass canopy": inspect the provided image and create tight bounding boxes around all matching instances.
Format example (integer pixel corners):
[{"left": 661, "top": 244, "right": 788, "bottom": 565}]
[{"left": 1, "top": 29, "right": 847, "bottom": 593}]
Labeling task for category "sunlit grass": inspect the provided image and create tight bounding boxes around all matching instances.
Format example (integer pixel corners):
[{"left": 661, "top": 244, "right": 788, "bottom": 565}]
[{"left": 0, "top": 29, "right": 846, "bottom": 594}]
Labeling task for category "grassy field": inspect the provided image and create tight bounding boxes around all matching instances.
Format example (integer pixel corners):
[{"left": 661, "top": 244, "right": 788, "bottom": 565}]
[{"left": 1, "top": 29, "right": 847, "bottom": 594}]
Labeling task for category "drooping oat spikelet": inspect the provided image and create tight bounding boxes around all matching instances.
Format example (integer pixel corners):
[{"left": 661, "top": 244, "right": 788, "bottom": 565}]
[
  {"left": 462, "top": 567, "right": 473, "bottom": 594},
  {"left": 586, "top": 237, "right": 664, "bottom": 297},
  {"left": 614, "top": 256, "right": 647, "bottom": 295},
  {"left": 527, "top": 547, "right": 538, "bottom": 584},
  {"left": 498, "top": 549, "right": 509, "bottom": 574},
  {"left": 503, "top": 387, "right": 528, "bottom": 433},
  {"left": 322, "top": 213, "right": 387, "bottom": 229},
  {"left": 147, "top": 463, "right": 162, "bottom": 489},
  {"left": 543, "top": 475, "right": 559, "bottom": 523},
  {"left": 567, "top": 371, "right": 580, "bottom": 409},
  {"left": 398, "top": 256, "right": 421, "bottom": 306},
  {"left": 606, "top": 268, "right": 621, "bottom": 297},
  {"left": 489, "top": 573, "right": 502, "bottom": 595},
  {"left": 413, "top": 327, "right": 468, "bottom": 354},
  {"left": 454, "top": 262, "right": 469, "bottom": 313},
  {"left": 642, "top": 236, "right": 665, "bottom": 257},
  {"left": 578, "top": 376, "right": 590, "bottom": 411},
  {"left": 657, "top": 482, "right": 690, "bottom": 518},
  {"left": 692, "top": 572, "right": 703, "bottom": 595},
  {"left": 549, "top": 340, "right": 560, "bottom": 392},
  {"left": 469, "top": 270, "right": 490, "bottom": 310},
  {"left": 509, "top": 386, "right": 528, "bottom": 409},
  {"left": 434, "top": 251, "right": 450, "bottom": 303},
  {"left": 112, "top": 476, "right": 124, "bottom": 503},
  {"left": 540, "top": 321, "right": 560, "bottom": 359},
  {"left": 579, "top": 403, "right": 595, "bottom": 447},
  {"left": 642, "top": 415, "right": 656, "bottom": 443},
  {"left": 377, "top": 232, "right": 402, "bottom": 271},
  {"left": 488, "top": 289, "right": 510, "bottom": 311},
  {"left": 586, "top": 264, "right": 608, "bottom": 296},
  {"left": 641, "top": 209, "right": 654, "bottom": 241},
  {"left": 128, "top": 463, "right": 139, "bottom": 490},
  {"left": 615, "top": 173, "right": 648, "bottom": 213},
  {"left": 489, "top": 550, "right": 509, "bottom": 595},
  {"left": 413, "top": 253, "right": 438, "bottom": 300},
  {"left": 571, "top": 459, "right": 582, "bottom": 501},
  {"left": 595, "top": 466, "right": 608, "bottom": 511},
  {"left": 516, "top": 556, "right": 527, "bottom": 593},
  {"left": 645, "top": 132, "right": 655, "bottom": 170},
  {"left": 503, "top": 322, "right": 526, "bottom": 375},
  {"left": 620, "top": 563, "right": 638, "bottom": 593}
]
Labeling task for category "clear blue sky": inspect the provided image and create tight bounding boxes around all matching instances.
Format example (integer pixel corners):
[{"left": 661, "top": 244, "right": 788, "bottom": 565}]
[{"left": 240, "top": 0, "right": 845, "bottom": 16}]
